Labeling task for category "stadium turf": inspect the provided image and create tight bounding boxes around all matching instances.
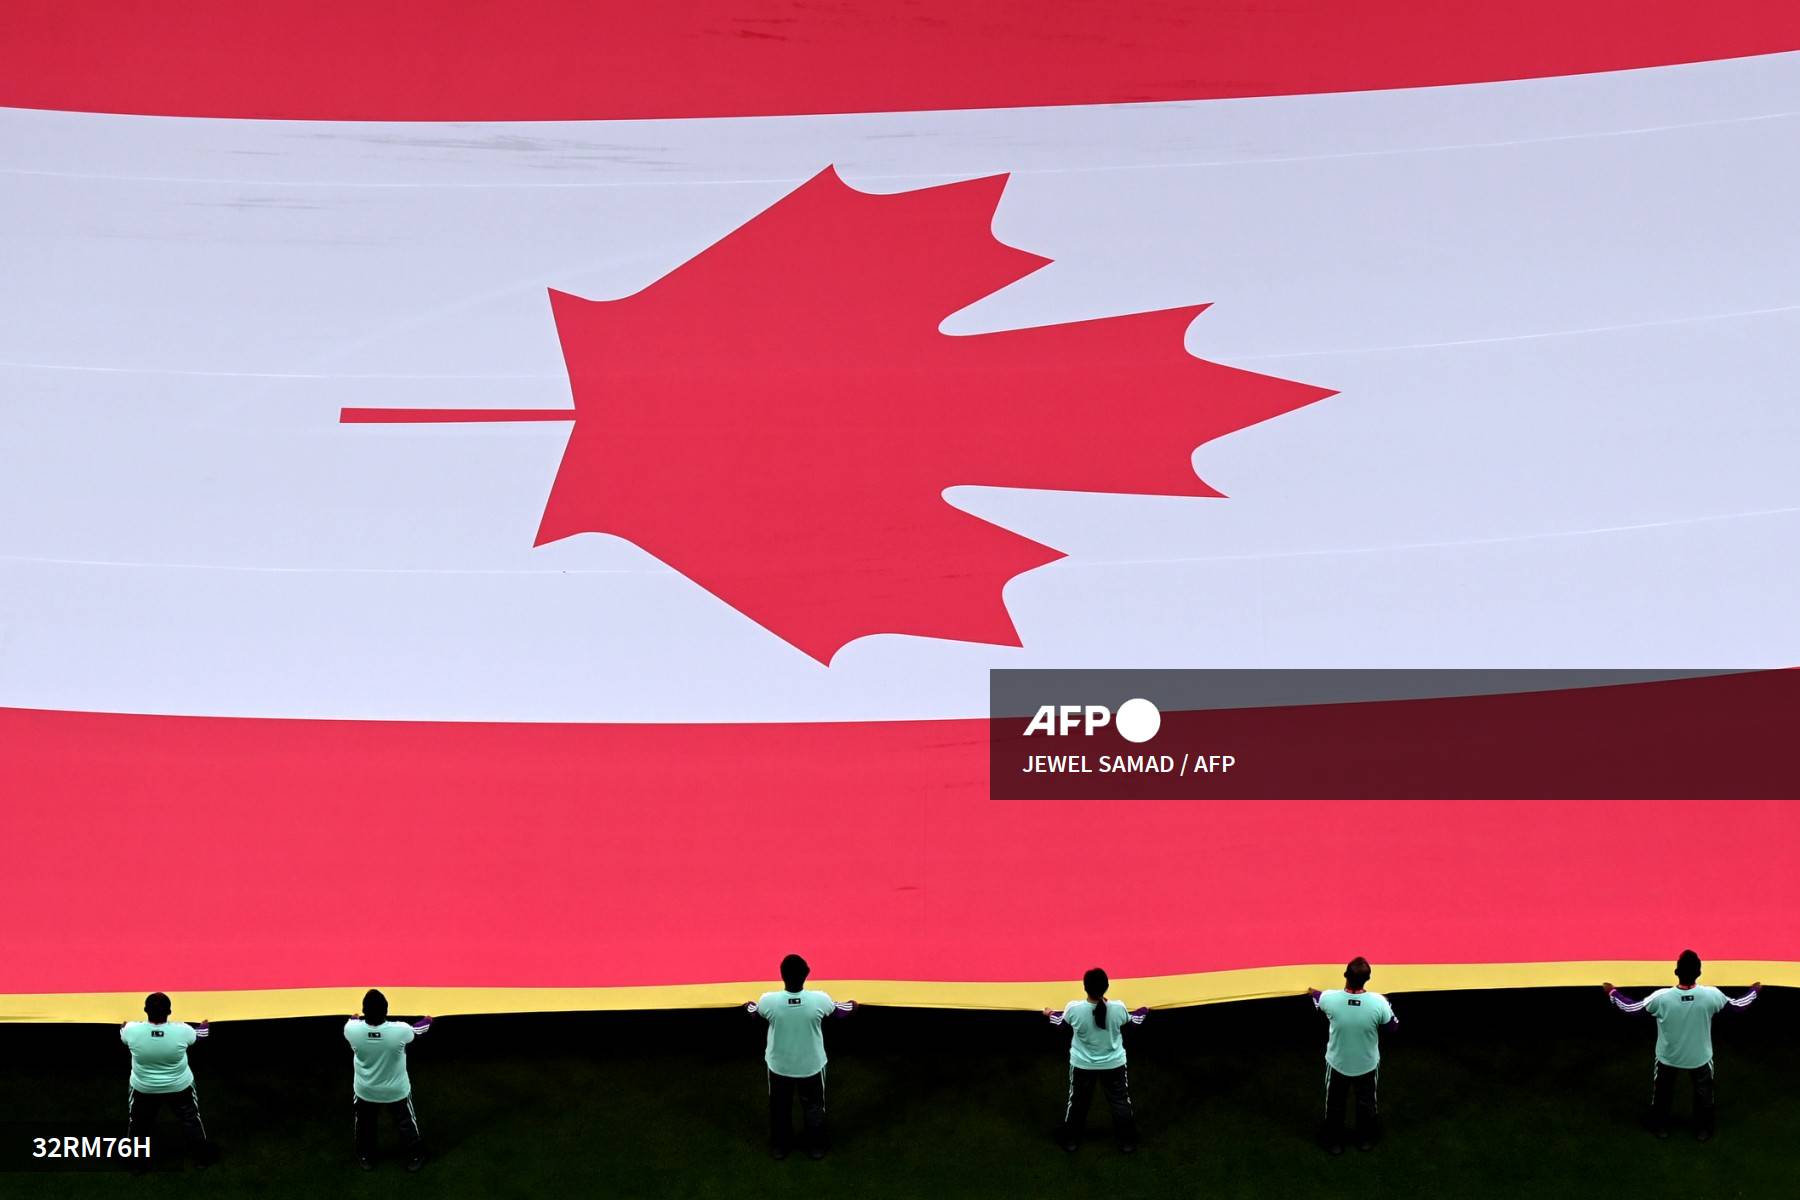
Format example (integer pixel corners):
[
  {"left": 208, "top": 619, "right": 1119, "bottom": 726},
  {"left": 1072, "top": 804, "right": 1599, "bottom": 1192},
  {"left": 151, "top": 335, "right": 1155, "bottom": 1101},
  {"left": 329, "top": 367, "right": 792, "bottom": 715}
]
[{"left": 4, "top": 987, "right": 1792, "bottom": 1197}]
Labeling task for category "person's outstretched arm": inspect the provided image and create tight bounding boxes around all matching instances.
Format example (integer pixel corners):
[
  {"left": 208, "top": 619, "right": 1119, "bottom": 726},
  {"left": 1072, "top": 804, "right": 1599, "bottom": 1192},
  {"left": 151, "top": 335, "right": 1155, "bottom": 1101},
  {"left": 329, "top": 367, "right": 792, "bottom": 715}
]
[
  {"left": 1602, "top": 983, "right": 1649, "bottom": 1013},
  {"left": 1725, "top": 982, "right": 1762, "bottom": 1010}
]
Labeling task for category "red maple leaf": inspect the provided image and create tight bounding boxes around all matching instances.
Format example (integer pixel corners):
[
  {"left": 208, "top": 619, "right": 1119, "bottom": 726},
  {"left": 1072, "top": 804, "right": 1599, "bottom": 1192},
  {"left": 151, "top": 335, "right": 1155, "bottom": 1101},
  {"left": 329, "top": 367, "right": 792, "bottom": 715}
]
[{"left": 345, "top": 167, "right": 1334, "bottom": 663}]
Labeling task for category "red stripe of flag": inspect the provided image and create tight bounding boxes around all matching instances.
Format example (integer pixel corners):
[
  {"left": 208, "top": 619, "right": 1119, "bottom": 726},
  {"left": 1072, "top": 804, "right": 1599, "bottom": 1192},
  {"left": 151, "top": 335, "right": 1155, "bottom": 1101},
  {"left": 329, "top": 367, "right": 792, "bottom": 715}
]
[
  {"left": 6, "top": 1, "right": 1799, "bottom": 121},
  {"left": 4, "top": 687, "right": 1795, "bottom": 996}
]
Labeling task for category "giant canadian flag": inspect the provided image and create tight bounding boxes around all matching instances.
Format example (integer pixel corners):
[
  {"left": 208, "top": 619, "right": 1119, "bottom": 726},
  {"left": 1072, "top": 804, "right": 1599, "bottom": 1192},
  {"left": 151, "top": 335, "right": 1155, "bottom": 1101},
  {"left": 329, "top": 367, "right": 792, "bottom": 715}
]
[{"left": 3, "top": 2, "right": 1799, "bottom": 1020}]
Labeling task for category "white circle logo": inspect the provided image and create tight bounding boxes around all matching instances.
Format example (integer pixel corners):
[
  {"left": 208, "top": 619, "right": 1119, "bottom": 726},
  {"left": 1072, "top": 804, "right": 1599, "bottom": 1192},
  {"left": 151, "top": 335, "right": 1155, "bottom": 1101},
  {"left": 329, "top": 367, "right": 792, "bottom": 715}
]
[{"left": 1115, "top": 697, "right": 1161, "bottom": 743}]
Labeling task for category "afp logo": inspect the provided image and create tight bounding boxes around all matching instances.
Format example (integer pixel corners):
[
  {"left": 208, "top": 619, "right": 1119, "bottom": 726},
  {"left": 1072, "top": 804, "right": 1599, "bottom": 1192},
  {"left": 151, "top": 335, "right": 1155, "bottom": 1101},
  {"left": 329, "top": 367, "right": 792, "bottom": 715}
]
[{"left": 1022, "top": 698, "right": 1161, "bottom": 744}]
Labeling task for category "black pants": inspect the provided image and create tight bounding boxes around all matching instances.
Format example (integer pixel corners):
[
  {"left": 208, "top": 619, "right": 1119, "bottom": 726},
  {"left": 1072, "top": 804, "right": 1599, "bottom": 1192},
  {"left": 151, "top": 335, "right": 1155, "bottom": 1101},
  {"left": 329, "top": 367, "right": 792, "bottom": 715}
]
[
  {"left": 1059, "top": 1065, "right": 1137, "bottom": 1146},
  {"left": 1323, "top": 1067, "right": 1379, "bottom": 1146},
  {"left": 768, "top": 1070, "right": 827, "bottom": 1152},
  {"left": 1651, "top": 1061, "right": 1716, "bottom": 1134},
  {"left": 127, "top": 1085, "right": 214, "bottom": 1162},
  {"left": 354, "top": 1095, "right": 423, "bottom": 1161}
]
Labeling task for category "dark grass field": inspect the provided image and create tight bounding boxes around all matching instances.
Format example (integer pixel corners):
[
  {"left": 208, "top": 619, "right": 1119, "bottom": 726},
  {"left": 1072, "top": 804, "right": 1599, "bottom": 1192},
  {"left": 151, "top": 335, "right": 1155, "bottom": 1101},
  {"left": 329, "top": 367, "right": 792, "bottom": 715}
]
[{"left": 4, "top": 986, "right": 1792, "bottom": 1198}]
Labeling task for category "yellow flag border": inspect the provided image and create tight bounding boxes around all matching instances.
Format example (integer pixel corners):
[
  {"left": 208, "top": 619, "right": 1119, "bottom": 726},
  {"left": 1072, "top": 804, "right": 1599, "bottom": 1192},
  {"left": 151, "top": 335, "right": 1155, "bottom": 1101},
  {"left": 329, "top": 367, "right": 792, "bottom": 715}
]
[{"left": 3, "top": 960, "right": 1787, "bottom": 1022}]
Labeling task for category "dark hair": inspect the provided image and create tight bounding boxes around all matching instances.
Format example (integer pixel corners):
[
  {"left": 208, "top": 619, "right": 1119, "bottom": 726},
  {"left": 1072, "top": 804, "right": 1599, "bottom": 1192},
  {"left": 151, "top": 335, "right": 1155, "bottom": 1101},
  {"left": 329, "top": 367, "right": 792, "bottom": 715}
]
[
  {"left": 1675, "top": 949, "right": 1702, "bottom": 985},
  {"left": 1345, "top": 957, "right": 1372, "bottom": 989},
  {"left": 780, "top": 954, "right": 810, "bottom": 993},
  {"left": 1083, "top": 967, "right": 1110, "bottom": 1030},
  {"left": 144, "top": 992, "right": 171, "bottom": 1022},
  {"left": 363, "top": 988, "right": 389, "bottom": 1023}
]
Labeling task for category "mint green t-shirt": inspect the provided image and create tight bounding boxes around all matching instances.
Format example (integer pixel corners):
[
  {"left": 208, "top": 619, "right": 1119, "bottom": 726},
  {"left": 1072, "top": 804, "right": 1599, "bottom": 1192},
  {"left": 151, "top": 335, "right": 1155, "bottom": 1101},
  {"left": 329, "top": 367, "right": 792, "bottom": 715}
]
[
  {"left": 344, "top": 1019, "right": 417, "bottom": 1102},
  {"left": 120, "top": 1021, "right": 198, "bottom": 1093},
  {"left": 1319, "top": 990, "right": 1393, "bottom": 1077},
  {"left": 1062, "top": 999, "right": 1129, "bottom": 1070},
  {"left": 1645, "top": 986, "right": 1728, "bottom": 1069},
  {"left": 757, "top": 989, "right": 835, "bottom": 1078}
]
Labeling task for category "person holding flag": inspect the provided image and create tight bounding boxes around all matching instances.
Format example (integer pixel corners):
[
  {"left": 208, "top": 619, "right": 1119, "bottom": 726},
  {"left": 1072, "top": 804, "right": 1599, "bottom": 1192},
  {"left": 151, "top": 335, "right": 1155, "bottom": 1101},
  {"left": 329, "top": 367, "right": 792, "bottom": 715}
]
[
  {"left": 120, "top": 991, "right": 216, "bottom": 1167},
  {"left": 1604, "top": 950, "right": 1760, "bottom": 1140},
  {"left": 344, "top": 989, "right": 432, "bottom": 1171},
  {"left": 1309, "top": 956, "right": 1397, "bottom": 1154},
  {"left": 747, "top": 954, "right": 855, "bottom": 1160},
  {"left": 1044, "top": 967, "right": 1147, "bottom": 1153}
]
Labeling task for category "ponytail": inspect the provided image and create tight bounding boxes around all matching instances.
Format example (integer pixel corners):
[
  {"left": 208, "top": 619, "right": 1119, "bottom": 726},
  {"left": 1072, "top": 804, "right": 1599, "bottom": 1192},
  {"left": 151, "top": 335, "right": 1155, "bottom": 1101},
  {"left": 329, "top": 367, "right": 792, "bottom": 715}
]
[{"left": 1083, "top": 967, "right": 1110, "bottom": 1030}]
